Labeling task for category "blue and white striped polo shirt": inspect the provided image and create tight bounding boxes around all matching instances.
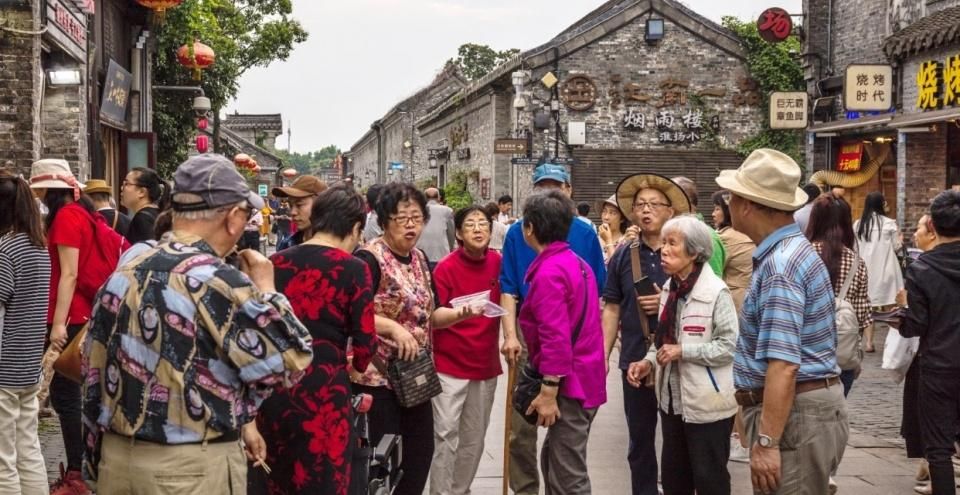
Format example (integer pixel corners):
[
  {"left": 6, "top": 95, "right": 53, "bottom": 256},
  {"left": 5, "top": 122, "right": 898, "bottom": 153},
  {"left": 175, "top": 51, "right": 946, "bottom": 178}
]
[{"left": 734, "top": 224, "right": 839, "bottom": 390}]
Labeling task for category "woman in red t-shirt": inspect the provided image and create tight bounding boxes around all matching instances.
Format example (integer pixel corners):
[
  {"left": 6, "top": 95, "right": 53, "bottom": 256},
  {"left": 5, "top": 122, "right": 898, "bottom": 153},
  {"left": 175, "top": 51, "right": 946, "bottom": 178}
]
[
  {"left": 29, "top": 159, "right": 101, "bottom": 495},
  {"left": 430, "top": 205, "right": 503, "bottom": 494}
]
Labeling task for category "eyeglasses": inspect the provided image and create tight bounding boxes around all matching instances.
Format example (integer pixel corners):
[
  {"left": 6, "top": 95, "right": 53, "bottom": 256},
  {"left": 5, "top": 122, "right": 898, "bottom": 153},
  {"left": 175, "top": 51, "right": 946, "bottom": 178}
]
[
  {"left": 462, "top": 221, "right": 490, "bottom": 231},
  {"left": 390, "top": 215, "right": 425, "bottom": 226},
  {"left": 121, "top": 180, "right": 144, "bottom": 189},
  {"left": 632, "top": 201, "right": 671, "bottom": 211}
]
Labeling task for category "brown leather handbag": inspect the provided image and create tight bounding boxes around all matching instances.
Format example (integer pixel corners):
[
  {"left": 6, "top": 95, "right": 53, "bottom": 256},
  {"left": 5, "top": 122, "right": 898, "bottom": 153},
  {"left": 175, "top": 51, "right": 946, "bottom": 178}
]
[{"left": 52, "top": 323, "right": 88, "bottom": 384}]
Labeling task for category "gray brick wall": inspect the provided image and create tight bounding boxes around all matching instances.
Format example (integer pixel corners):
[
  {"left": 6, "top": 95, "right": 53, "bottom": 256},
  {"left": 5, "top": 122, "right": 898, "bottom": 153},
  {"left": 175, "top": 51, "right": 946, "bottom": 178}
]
[{"left": 0, "top": 4, "right": 42, "bottom": 176}]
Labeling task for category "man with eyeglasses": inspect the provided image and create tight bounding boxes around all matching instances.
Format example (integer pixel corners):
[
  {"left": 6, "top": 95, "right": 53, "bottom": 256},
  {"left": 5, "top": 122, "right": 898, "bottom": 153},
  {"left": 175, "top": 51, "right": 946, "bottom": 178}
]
[
  {"left": 600, "top": 173, "right": 692, "bottom": 495},
  {"left": 417, "top": 187, "right": 456, "bottom": 271},
  {"left": 271, "top": 175, "right": 328, "bottom": 250},
  {"left": 500, "top": 163, "right": 606, "bottom": 495}
]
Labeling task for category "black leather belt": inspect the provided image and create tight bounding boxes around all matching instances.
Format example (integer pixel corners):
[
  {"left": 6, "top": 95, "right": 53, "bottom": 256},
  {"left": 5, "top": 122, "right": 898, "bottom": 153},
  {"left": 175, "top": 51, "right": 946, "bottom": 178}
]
[{"left": 735, "top": 376, "right": 840, "bottom": 407}]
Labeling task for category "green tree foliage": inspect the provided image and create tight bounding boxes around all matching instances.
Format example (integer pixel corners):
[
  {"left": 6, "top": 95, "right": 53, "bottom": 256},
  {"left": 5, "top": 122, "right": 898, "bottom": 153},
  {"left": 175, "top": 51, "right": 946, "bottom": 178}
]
[
  {"left": 275, "top": 145, "right": 340, "bottom": 174},
  {"left": 443, "top": 170, "right": 475, "bottom": 211},
  {"left": 722, "top": 16, "right": 805, "bottom": 162},
  {"left": 153, "top": 0, "right": 308, "bottom": 177},
  {"left": 448, "top": 43, "right": 520, "bottom": 81}
]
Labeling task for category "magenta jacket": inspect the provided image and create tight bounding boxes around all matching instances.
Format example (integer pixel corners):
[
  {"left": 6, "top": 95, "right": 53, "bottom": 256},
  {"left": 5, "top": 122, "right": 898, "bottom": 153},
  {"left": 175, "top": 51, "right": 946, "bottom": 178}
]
[{"left": 519, "top": 241, "right": 607, "bottom": 409}]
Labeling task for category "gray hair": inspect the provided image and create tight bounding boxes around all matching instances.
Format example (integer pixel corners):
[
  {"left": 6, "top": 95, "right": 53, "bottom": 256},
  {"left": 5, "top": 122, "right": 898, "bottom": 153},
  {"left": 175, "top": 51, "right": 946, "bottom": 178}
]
[
  {"left": 662, "top": 215, "right": 713, "bottom": 264},
  {"left": 171, "top": 200, "right": 247, "bottom": 221}
]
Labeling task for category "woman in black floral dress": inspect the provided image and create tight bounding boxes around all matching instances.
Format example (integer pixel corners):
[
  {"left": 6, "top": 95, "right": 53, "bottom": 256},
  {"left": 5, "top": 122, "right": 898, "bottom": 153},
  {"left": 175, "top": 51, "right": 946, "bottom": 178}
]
[{"left": 256, "top": 184, "right": 378, "bottom": 495}]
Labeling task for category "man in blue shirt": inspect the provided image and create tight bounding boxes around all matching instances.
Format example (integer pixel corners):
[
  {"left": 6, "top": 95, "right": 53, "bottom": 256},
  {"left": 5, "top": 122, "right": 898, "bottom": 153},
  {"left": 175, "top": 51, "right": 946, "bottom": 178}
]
[
  {"left": 717, "top": 148, "right": 847, "bottom": 495},
  {"left": 500, "top": 163, "right": 605, "bottom": 495},
  {"left": 600, "top": 173, "right": 691, "bottom": 495}
]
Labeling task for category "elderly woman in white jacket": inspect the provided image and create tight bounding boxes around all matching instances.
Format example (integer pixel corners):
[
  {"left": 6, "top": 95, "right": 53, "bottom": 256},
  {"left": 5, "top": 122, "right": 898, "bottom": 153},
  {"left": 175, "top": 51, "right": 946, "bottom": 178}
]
[{"left": 627, "top": 215, "right": 739, "bottom": 495}]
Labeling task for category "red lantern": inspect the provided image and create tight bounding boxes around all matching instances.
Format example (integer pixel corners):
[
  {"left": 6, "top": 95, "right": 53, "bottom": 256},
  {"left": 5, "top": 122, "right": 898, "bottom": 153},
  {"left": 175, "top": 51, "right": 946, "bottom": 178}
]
[
  {"left": 197, "top": 117, "right": 208, "bottom": 130},
  {"left": 177, "top": 40, "right": 215, "bottom": 81},
  {"left": 196, "top": 135, "right": 209, "bottom": 154},
  {"left": 281, "top": 168, "right": 298, "bottom": 179},
  {"left": 135, "top": 0, "right": 182, "bottom": 23}
]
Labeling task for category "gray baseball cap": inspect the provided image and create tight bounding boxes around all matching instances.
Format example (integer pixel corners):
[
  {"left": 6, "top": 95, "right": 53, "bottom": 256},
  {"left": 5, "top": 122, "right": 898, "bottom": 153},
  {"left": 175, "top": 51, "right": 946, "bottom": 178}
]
[{"left": 171, "top": 154, "right": 264, "bottom": 212}]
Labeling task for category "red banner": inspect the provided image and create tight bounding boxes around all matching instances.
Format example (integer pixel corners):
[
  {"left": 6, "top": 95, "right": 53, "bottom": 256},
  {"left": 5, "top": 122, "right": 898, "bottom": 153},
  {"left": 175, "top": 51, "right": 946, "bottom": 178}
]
[{"left": 837, "top": 142, "right": 863, "bottom": 172}]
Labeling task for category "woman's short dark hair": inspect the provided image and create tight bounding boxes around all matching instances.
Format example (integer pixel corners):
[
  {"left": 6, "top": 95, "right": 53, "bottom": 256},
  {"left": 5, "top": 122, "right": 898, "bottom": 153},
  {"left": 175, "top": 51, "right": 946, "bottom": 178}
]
[
  {"left": 375, "top": 183, "right": 430, "bottom": 229},
  {"left": 454, "top": 205, "right": 492, "bottom": 231},
  {"left": 366, "top": 184, "right": 383, "bottom": 210},
  {"left": 498, "top": 194, "right": 513, "bottom": 205},
  {"left": 482, "top": 202, "right": 500, "bottom": 219},
  {"left": 931, "top": 190, "right": 960, "bottom": 237},
  {"left": 711, "top": 190, "right": 732, "bottom": 230},
  {"left": 523, "top": 190, "right": 575, "bottom": 245},
  {"left": 130, "top": 168, "right": 171, "bottom": 210},
  {"left": 0, "top": 171, "right": 45, "bottom": 247},
  {"left": 310, "top": 184, "right": 367, "bottom": 238}
]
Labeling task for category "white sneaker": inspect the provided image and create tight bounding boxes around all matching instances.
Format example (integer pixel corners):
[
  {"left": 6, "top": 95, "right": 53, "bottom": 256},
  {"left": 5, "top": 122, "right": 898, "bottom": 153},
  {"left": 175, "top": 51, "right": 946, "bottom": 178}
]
[{"left": 729, "top": 435, "right": 750, "bottom": 463}]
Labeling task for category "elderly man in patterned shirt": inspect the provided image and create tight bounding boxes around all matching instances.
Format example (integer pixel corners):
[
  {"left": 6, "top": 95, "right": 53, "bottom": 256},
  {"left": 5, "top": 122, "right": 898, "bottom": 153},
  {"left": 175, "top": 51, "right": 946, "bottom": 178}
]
[
  {"left": 717, "top": 149, "right": 848, "bottom": 495},
  {"left": 81, "top": 154, "right": 313, "bottom": 493}
]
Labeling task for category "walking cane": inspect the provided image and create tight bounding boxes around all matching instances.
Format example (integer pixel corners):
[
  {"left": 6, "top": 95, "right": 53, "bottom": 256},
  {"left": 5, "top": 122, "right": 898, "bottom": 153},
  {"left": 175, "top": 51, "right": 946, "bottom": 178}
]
[{"left": 502, "top": 360, "right": 516, "bottom": 495}]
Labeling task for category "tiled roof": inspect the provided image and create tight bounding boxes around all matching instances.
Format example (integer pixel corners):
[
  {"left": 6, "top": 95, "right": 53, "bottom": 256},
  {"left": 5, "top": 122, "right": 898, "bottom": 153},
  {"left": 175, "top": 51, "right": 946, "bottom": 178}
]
[
  {"left": 223, "top": 114, "right": 283, "bottom": 132},
  {"left": 883, "top": 6, "right": 960, "bottom": 58}
]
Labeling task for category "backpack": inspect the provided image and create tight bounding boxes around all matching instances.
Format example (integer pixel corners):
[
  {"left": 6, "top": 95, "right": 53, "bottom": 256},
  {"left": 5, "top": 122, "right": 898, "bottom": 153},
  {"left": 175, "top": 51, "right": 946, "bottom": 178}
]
[
  {"left": 75, "top": 209, "right": 130, "bottom": 302},
  {"left": 835, "top": 255, "right": 863, "bottom": 371}
]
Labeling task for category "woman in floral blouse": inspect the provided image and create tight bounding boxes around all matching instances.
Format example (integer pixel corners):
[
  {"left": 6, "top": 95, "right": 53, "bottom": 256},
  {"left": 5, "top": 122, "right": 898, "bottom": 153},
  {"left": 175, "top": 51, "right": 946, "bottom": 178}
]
[
  {"left": 257, "top": 184, "right": 379, "bottom": 495},
  {"left": 353, "top": 183, "right": 480, "bottom": 495}
]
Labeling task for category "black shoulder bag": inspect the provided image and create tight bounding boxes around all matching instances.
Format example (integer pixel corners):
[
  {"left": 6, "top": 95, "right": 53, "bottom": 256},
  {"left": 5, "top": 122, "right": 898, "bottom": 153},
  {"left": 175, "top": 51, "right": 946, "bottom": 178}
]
[{"left": 512, "top": 259, "right": 588, "bottom": 425}]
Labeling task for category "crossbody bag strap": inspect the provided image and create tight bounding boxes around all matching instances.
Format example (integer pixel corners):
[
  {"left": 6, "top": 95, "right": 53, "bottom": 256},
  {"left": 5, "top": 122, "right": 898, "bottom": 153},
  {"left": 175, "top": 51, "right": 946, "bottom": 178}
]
[
  {"left": 111, "top": 209, "right": 119, "bottom": 230},
  {"left": 838, "top": 253, "right": 859, "bottom": 301},
  {"left": 570, "top": 259, "right": 589, "bottom": 345},
  {"left": 629, "top": 243, "right": 653, "bottom": 343}
]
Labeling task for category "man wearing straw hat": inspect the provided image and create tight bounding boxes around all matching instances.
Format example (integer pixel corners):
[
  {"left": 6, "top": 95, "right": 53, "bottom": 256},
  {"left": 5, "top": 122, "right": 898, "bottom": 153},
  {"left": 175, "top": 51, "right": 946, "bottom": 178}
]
[
  {"left": 601, "top": 173, "right": 691, "bottom": 495},
  {"left": 84, "top": 179, "right": 130, "bottom": 239},
  {"left": 716, "top": 149, "right": 847, "bottom": 494}
]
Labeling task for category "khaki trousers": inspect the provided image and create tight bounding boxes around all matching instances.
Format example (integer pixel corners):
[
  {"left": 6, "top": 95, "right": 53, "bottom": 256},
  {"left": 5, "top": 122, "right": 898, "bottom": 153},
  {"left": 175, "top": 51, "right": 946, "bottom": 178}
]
[
  {"left": 743, "top": 383, "right": 848, "bottom": 495},
  {"left": 97, "top": 432, "right": 247, "bottom": 495},
  {"left": 0, "top": 385, "right": 48, "bottom": 495},
  {"left": 430, "top": 373, "right": 498, "bottom": 495}
]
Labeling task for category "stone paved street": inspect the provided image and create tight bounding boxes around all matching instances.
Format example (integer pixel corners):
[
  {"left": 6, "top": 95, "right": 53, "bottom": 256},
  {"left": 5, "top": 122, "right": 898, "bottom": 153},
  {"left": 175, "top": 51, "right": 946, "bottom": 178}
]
[{"left": 41, "top": 324, "right": 926, "bottom": 493}]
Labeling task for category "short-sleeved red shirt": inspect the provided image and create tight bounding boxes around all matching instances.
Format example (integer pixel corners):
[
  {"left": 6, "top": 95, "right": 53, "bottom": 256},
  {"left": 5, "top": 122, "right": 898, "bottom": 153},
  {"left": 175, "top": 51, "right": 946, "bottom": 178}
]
[
  {"left": 432, "top": 248, "right": 503, "bottom": 380},
  {"left": 46, "top": 203, "right": 103, "bottom": 324}
]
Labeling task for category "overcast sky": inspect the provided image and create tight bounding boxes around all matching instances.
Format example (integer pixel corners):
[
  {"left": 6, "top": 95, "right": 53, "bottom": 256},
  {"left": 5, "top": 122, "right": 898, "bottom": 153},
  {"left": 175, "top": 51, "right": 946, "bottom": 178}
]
[{"left": 228, "top": 0, "right": 802, "bottom": 153}]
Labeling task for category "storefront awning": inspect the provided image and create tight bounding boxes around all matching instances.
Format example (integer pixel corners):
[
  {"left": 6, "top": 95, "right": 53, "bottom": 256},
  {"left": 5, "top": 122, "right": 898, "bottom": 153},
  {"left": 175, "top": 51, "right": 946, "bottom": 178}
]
[
  {"left": 889, "top": 107, "right": 960, "bottom": 128},
  {"left": 807, "top": 114, "right": 893, "bottom": 134}
]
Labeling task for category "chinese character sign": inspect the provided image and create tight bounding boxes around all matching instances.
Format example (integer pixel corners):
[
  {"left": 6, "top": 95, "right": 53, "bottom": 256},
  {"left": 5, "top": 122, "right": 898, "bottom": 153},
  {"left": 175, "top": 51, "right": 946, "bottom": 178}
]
[
  {"left": 769, "top": 92, "right": 808, "bottom": 129},
  {"left": 837, "top": 142, "right": 863, "bottom": 172},
  {"left": 844, "top": 65, "right": 892, "bottom": 111},
  {"left": 917, "top": 60, "right": 943, "bottom": 110},
  {"left": 757, "top": 7, "right": 793, "bottom": 43},
  {"left": 945, "top": 55, "right": 960, "bottom": 107},
  {"left": 99, "top": 60, "right": 133, "bottom": 129}
]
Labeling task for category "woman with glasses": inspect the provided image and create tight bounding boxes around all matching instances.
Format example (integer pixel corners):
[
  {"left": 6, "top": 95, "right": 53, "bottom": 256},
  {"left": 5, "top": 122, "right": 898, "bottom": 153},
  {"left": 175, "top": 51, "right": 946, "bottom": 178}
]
[
  {"left": 352, "top": 183, "right": 481, "bottom": 495},
  {"left": 429, "top": 205, "right": 503, "bottom": 494},
  {"left": 0, "top": 170, "right": 51, "bottom": 494},
  {"left": 120, "top": 167, "right": 170, "bottom": 244}
]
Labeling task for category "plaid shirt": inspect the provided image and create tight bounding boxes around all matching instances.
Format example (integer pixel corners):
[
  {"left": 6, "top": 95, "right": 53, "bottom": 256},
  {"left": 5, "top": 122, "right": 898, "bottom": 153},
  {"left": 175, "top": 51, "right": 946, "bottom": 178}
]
[
  {"left": 81, "top": 232, "right": 313, "bottom": 480},
  {"left": 812, "top": 243, "right": 873, "bottom": 331}
]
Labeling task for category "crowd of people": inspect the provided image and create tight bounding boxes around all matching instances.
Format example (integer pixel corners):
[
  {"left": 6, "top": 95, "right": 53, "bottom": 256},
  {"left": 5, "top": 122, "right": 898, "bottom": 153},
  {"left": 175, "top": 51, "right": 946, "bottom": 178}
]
[{"left": 0, "top": 147, "right": 959, "bottom": 495}]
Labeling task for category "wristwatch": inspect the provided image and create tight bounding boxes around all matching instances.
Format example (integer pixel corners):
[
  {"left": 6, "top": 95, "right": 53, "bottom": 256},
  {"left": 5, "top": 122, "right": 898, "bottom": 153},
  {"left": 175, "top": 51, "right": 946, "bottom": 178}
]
[{"left": 758, "top": 434, "right": 780, "bottom": 449}]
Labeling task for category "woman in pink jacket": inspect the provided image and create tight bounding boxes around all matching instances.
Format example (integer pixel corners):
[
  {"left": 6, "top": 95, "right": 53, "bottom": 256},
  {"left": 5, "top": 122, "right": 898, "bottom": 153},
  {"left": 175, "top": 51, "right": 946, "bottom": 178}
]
[{"left": 519, "top": 190, "right": 607, "bottom": 495}]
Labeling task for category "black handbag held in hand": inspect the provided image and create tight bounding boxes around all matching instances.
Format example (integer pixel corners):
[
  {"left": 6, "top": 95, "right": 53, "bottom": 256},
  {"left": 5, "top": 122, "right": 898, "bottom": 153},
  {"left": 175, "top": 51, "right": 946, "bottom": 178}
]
[
  {"left": 512, "top": 260, "right": 588, "bottom": 425},
  {"left": 384, "top": 348, "right": 443, "bottom": 408}
]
